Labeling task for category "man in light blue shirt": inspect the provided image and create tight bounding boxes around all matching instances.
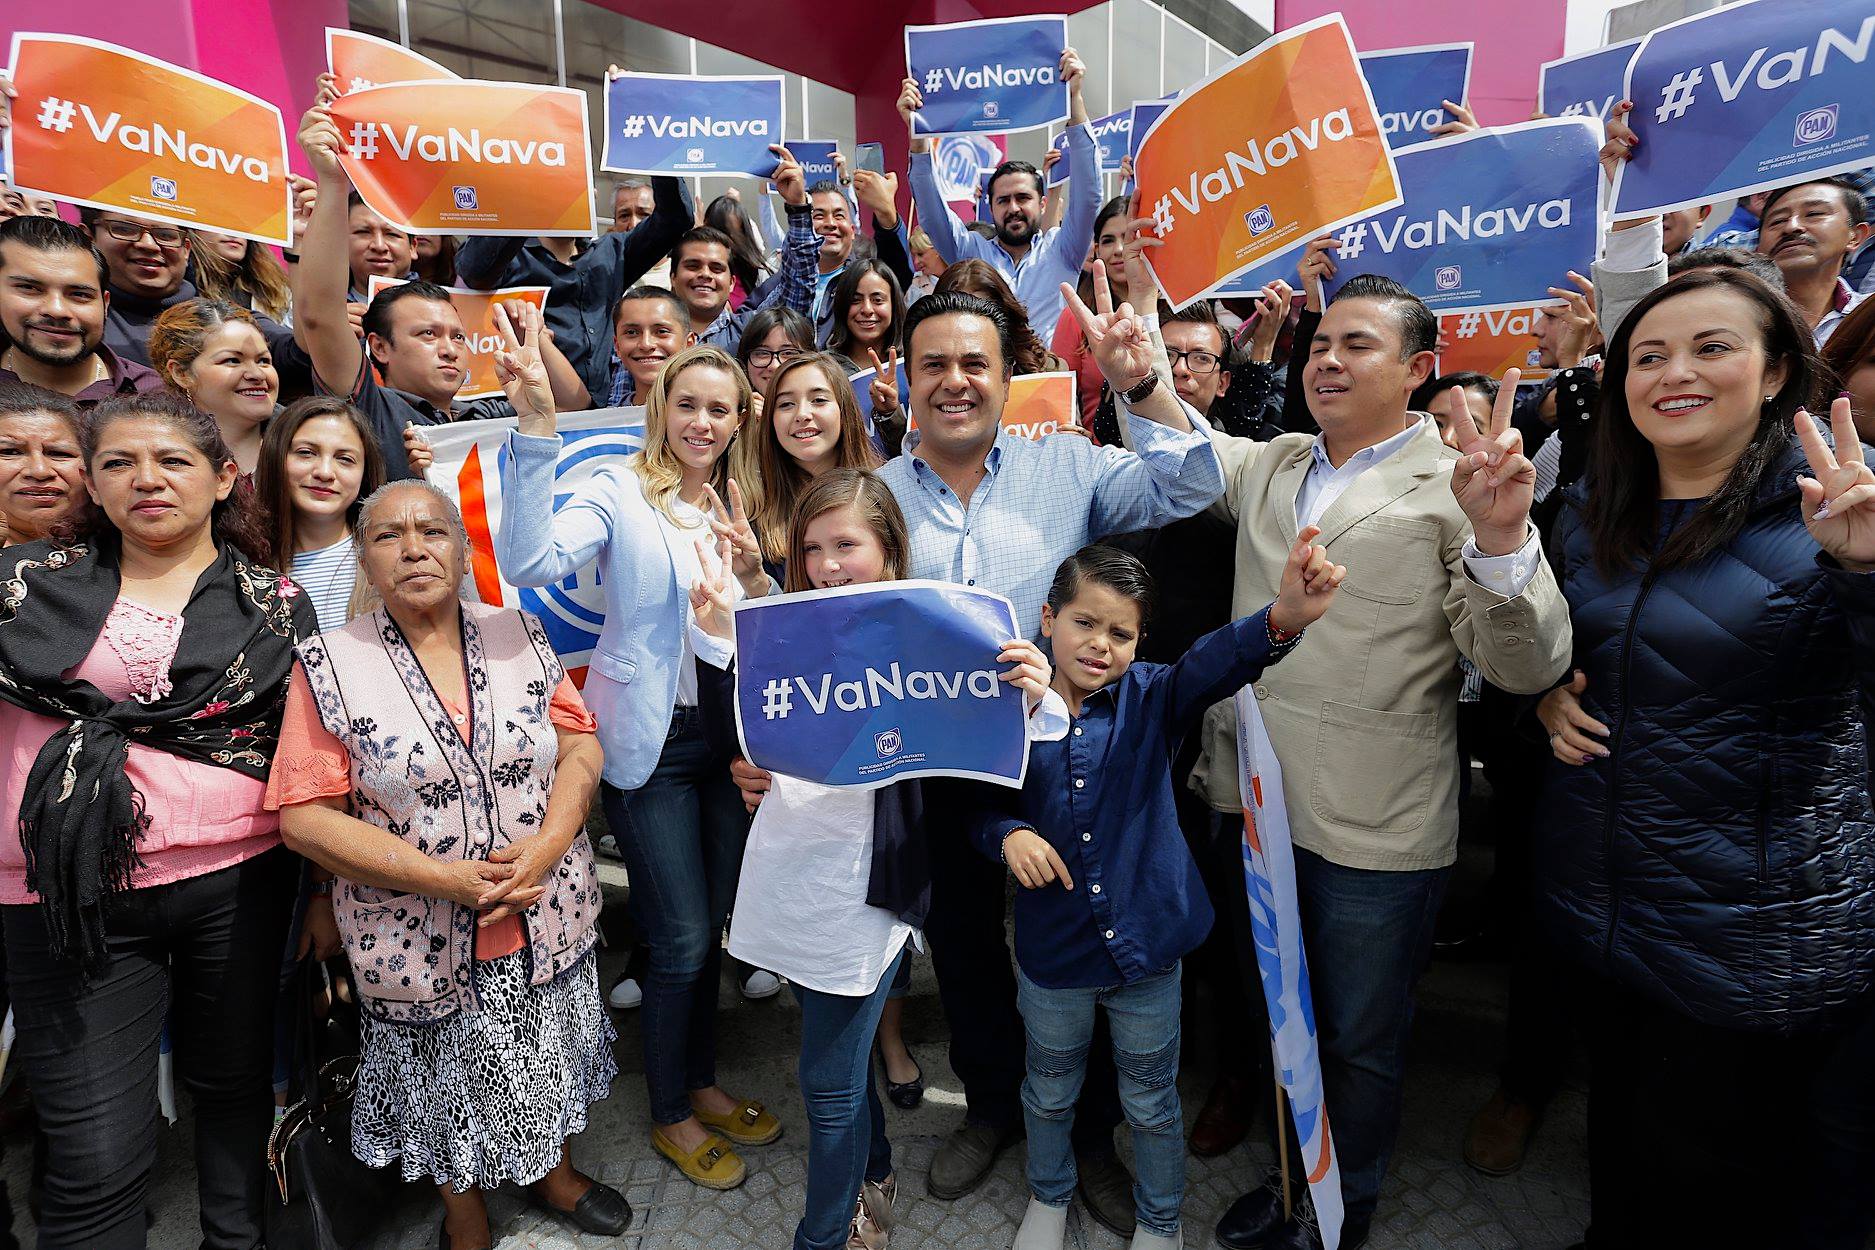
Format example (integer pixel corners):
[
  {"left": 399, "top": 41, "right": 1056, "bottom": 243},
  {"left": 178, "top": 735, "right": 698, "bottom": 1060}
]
[{"left": 901, "top": 46, "right": 1103, "bottom": 344}]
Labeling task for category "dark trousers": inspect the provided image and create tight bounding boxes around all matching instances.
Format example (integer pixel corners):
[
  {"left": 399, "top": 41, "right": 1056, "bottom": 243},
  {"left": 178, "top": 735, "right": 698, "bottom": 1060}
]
[
  {"left": 1582, "top": 974, "right": 1875, "bottom": 1250},
  {"left": 2, "top": 846, "right": 297, "bottom": 1250},
  {"left": 922, "top": 780, "right": 1123, "bottom": 1155},
  {"left": 604, "top": 707, "right": 750, "bottom": 1126},
  {"left": 1175, "top": 735, "right": 1256, "bottom": 1073}
]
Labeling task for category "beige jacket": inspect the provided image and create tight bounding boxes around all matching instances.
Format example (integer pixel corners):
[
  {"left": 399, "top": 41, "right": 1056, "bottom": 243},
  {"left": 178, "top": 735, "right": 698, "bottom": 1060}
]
[{"left": 1187, "top": 421, "right": 1572, "bottom": 871}]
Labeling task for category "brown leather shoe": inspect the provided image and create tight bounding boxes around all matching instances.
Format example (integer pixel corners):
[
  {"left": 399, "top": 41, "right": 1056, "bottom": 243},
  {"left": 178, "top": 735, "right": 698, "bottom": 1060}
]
[
  {"left": 1190, "top": 1076, "right": 1255, "bottom": 1158},
  {"left": 1462, "top": 1087, "right": 1541, "bottom": 1176}
]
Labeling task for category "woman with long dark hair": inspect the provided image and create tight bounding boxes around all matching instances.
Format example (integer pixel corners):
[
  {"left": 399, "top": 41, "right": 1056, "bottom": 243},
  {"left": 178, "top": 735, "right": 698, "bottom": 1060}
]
[
  {"left": 254, "top": 396, "right": 387, "bottom": 631},
  {"left": 1053, "top": 197, "right": 1131, "bottom": 425},
  {"left": 824, "top": 260, "right": 906, "bottom": 371},
  {"left": 1534, "top": 267, "right": 1875, "bottom": 1249},
  {"left": 0, "top": 391, "right": 315, "bottom": 1247},
  {"left": 705, "top": 194, "right": 772, "bottom": 309},
  {"left": 934, "top": 259, "right": 1067, "bottom": 376}
]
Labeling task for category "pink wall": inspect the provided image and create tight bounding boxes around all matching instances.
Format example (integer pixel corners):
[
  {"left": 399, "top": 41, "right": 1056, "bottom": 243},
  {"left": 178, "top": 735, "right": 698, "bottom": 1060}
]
[{"left": 1275, "top": 0, "right": 1565, "bottom": 126}]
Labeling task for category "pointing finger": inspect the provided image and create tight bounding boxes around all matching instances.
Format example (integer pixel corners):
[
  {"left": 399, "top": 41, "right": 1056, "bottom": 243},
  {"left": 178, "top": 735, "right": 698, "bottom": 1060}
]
[{"left": 1045, "top": 845, "right": 1075, "bottom": 892}]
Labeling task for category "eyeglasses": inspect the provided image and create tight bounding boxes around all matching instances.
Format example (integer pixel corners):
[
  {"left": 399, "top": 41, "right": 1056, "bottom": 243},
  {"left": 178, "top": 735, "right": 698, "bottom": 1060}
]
[
  {"left": 748, "top": 346, "right": 803, "bottom": 369},
  {"left": 1165, "top": 348, "right": 1222, "bottom": 375},
  {"left": 99, "top": 220, "right": 187, "bottom": 249}
]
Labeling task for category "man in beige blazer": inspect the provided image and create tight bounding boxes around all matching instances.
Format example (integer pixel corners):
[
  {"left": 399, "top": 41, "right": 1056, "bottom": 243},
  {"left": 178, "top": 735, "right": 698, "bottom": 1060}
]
[{"left": 1196, "top": 274, "right": 1572, "bottom": 1250}]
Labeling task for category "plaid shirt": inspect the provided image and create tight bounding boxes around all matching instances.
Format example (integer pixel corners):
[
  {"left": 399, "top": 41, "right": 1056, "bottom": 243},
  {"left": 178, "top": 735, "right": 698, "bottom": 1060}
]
[{"left": 876, "top": 406, "right": 1224, "bottom": 638}]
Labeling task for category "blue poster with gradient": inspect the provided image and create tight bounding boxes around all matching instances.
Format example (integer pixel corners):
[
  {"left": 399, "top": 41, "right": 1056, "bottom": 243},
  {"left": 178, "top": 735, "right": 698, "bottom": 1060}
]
[
  {"left": 788, "top": 140, "right": 841, "bottom": 188},
  {"left": 1049, "top": 108, "right": 1132, "bottom": 187},
  {"left": 1538, "top": 39, "right": 1642, "bottom": 123},
  {"left": 602, "top": 72, "right": 783, "bottom": 176},
  {"left": 733, "top": 581, "right": 1030, "bottom": 789},
  {"left": 1610, "top": 0, "right": 1875, "bottom": 219},
  {"left": 906, "top": 16, "right": 1069, "bottom": 137},
  {"left": 1359, "top": 43, "right": 1473, "bottom": 146}
]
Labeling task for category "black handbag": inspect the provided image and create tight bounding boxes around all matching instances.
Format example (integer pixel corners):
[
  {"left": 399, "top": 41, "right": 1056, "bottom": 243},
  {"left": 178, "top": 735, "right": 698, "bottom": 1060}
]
[{"left": 264, "top": 958, "right": 406, "bottom": 1250}]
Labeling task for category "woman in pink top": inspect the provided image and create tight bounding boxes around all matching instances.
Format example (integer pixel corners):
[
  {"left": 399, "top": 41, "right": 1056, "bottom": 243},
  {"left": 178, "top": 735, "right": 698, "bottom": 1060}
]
[{"left": 0, "top": 392, "right": 315, "bottom": 1249}]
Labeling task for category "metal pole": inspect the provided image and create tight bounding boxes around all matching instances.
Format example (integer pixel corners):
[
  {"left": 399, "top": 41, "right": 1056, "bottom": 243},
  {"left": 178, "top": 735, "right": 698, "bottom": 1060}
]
[
  {"left": 553, "top": 0, "right": 566, "bottom": 87},
  {"left": 397, "top": 0, "right": 410, "bottom": 47}
]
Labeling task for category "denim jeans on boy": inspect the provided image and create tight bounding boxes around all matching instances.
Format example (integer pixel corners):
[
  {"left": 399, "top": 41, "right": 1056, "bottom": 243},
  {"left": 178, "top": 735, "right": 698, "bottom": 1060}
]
[
  {"left": 1015, "top": 964, "right": 1185, "bottom": 1236},
  {"left": 790, "top": 948, "right": 906, "bottom": 1250},
  {"left": 603, "top": 707, "right": 749, "bottom": 1125}
]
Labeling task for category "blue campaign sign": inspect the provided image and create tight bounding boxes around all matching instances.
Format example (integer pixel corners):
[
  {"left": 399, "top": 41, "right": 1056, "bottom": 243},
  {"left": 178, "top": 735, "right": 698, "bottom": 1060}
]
[
  {"left": 907, "top": 15, "right": 1069, "bottom": 137},
  {"left": 789, "top": 140, "right": 841, "bottom": 187},
  {"left": 1612, "top": 0, "right": 1875, "bottom": 219},
  {"left": 1359, "top": 43, "right": 1474, "bottom": 146},
  {"left": 1539, "top": 39, "right": 1643, "bottom": 123},
  {"left": 602, "top": 72, "right": 783, "bottom": 176},
  {"left": 1121, "top": 98, "right": 1174, "bottom": 196},
  {"left": 1048, "top": 108, "right": 1132, "bottom": 187},
  {"left": 1313, "top": 118, "right": 1601, "bottom": 315},
  {"left": 733, "top": 581, "right": 1032, "bottom": 788}
]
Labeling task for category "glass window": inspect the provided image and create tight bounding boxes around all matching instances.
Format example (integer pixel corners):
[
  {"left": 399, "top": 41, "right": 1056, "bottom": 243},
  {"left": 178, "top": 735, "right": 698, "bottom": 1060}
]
[
  {"left": 347, "top": 0, "right": 398, "bottom": 42},
  {"left": 404, "top": 0, "right": 557, "bottom": 84}
]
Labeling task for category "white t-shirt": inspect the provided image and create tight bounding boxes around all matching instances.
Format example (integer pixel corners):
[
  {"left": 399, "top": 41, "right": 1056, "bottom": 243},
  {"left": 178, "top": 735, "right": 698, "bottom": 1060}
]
[
  {"left": 652, "top": 497, "right": 736, "bottom": 707},
  {"left": 290, "top": 537, "right": 358, "bottom": 633}
]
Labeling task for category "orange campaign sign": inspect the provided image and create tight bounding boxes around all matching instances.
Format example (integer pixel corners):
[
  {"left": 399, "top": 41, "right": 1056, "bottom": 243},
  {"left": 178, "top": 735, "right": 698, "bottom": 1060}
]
[
  {"left": 907, "top": 371, "right": 1077, "bottom": 441},
  {"left": 326, "top": 29, "right": 459, "bottom": 95},
  {"left": 1133, "top": 15, "right": 1402, "bottom": 310},
  {"left": 328, "top": 80, "right": 594, "bottom": 237},
  {"left": 367, "top": 277, "right": 550, "bottom": 401},
  {"left": 4, "top": 33, "right": 292, "bottom": 246},
  {"left": 1436, "top": 304, "right": 1554, "bottom": 384}
]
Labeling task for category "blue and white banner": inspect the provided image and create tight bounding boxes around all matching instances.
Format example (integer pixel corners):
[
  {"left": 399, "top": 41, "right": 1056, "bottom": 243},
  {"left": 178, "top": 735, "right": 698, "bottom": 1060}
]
[
  {"left": 1048, "top": 108, "right": 1132, "bottom": 187},
  {"left": 788, "top": 140, "right": 841, "bottom": 188},
  {"left": 1234, "top": 688, "right": 1344, "bottom": 1250},
  {"left": 1538, "top": 38, "right": 1642, "bottom": 123},
  {"left": 1611, "top": 0, "right": 1875, "bottom": 220},
  {"left": 1284, "top": 118, "right": 1600, "bottom": 315},
  {"left": 733, "top": 581, "right": 1032, "bottom": 788},
  {"left": 601, "top": 72, "right": 783, "bottom": 176},
  {"left": 932, "top": 133, "right": 1006, "bottom": 220},
  {"left": 1359, "top": 42, "right": 1474, "bottom": 146},
  {"left": 423, "top": 406, "right": 645, "bottom": 678},
  {"left": 907, "top": 15, "right": 1069, "bottom": 137},
  {"left": 1121, "top": 98, "right": 1174, "bottom": 196}
]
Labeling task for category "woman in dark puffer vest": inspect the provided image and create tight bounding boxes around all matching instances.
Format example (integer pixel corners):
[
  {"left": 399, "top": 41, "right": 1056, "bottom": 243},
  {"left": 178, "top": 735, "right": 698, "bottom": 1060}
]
[{"left": 1534, "top": 268, "right": 1875, "bottom": 1250}]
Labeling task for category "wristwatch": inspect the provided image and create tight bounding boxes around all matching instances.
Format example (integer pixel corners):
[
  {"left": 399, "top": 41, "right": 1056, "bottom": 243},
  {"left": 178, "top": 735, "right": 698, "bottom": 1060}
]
[{"left": 1120, "top": 372, "right": 1160, "bottom": 406}]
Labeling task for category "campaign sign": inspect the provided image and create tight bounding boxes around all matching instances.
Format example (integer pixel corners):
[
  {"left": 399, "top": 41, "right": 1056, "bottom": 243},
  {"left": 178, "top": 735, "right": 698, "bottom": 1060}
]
[
  {"left": 1436, "top": 303, "right": 1553, "bottom": 382},
  {"left": 326, "top": 29, "right": 457, "bottom": 94},
  {"left": 1359, "top": 43, "right": 1474, "bottom": 145},
  {"left": 423, "top": 407, "right": 646, "bottom": 681},
  {"left": 934, "top": 133, "right": 1006, "bottom": 223},
  {"left": 1133, "top": 15, "right": 1402, "bottom": 309},
  {"left": 1048, "top": 108, "right": 1132, "bottom": 188},
  {"left": 1538, "top": 38, "right": 1643, "bottom": 122},
  {"left": 1318, "top": 118, "right": 1600, "bottom": 315},
  {"left": 1610, "top": 0, "right": 1875, "bottom": 219},
  {"left": 331, "top": 80, "right": 594, "bottom": 236},
  {"left": 1121, "top": 98, "right": 1175, "bottom": 197},
  {"left": 907, "top": 16, "right": 1069, "bottom": 137},
  {"left": 789, "top": 141, "right": 841, "bottom": 188},
  {"left": 367, "top": 277, "right": 549, "bottom": 401},
  {"left": 602, "top": 72, "right": 783, "bottom": 177},
  {"left": 5, "top": 34, "right": 292, "bottom": 246},
  {"left": 733, "top": 581, "right": 1031, "bottom": 789}
]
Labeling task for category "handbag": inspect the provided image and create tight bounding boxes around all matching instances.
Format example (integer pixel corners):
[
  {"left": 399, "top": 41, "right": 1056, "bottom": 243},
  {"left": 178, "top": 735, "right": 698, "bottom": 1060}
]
[{"left": 264, "top": 958, "right": 406, "bottom": 1250}]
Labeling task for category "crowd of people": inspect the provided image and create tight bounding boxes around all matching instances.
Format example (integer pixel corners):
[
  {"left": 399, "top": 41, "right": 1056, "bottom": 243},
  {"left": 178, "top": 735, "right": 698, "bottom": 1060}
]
[{"left": 0, "top": 28, "right": 1871, "bottom": 1250}]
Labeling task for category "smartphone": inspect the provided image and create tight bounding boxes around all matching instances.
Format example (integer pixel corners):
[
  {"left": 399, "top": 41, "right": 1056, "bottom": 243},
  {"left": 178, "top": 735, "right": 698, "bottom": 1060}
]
[{"left": 856, "top": 142, "right": 886, "bottom": 176}]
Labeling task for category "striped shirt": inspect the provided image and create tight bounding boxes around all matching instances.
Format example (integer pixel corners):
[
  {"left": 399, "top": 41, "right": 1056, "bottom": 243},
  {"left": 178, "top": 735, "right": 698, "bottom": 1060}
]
[{"left": 290, "top": 537, "right": 359, "bottom": 633}]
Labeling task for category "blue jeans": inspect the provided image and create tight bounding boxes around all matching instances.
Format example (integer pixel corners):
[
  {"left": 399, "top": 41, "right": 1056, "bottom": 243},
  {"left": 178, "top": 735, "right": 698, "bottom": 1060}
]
[
  {"left": 790, "top": 949, "right": 905, "bottom": 1250},
  {"left": 1291, "top": 846, "right": 1450, "bottom": 1229},
  {"left": 1015, "top": 965, "right": 1185, "bottom": 1237},
  {"left": 603, "top": 707, "right": 749, "bottom": 1125}
]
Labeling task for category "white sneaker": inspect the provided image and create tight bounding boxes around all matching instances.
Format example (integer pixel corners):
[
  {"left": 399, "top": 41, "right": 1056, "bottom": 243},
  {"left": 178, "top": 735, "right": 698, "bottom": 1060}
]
[
  {"left": 607, "top": 976, "right": 643, "bottom": 1010},
  {"left": 740, "top": 968, "right": 782, "bottom": 1000},
  {"left": 1011, "top": 1198, "right": 1068, "bottom": 1250}
]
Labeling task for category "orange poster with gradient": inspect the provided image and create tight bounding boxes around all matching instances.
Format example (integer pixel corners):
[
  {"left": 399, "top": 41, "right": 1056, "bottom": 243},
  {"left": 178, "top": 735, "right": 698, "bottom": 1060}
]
[
  {"left": 5, "top": 33, "right": 292, "bottom": 246},
  {"left": 1133, "top": 15, "right": 1401, "bottom": 310},
  {"left": 329, "top": 80, "right": 594, "bottom": 237},
  {"left": 327, "top": 29, "right": 458, "bottom": 95},
  {"left": 1436, "top": 305, "right": 1553, "bottom": 383},
  {"left": 367, "top": 277, "right": 550, "bottom": 401}
]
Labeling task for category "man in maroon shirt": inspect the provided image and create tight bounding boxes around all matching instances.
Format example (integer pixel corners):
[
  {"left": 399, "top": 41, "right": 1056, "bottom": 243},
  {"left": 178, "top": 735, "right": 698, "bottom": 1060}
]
[{"left": 0, "top": 216, "right": 160, "bottom": 406}]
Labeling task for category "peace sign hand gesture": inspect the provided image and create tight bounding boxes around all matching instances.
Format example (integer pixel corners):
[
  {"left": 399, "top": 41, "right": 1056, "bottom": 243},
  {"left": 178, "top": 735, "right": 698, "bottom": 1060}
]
[
  {"left": 1059, "top": 259, "right": 1156, "bottom": 394},
  {"left": 1796, "top": 397, "right": 1875, "bottom": 571},
  {"left": 689, "top": 534, "right": 738, "bottom": 640},
  {"left": 493, "top": 301, "right": 555, "bottom": 435},
  {"left": 1449, "top": 366, "right": 1536, "bottom": 554},
  {"left": 702, "top": 479, "right": 770, "bottom": 596},
  {"left": 867, "top": 347, "right": 902, "bottom": 415}
]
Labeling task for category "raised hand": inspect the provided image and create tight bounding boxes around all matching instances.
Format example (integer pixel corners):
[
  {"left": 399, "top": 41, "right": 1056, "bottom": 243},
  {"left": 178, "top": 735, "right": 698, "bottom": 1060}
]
[
  {"left": 1297, "top": 234, "right": 1341, "bottom": 312},
  {"left": 770, "top": 145, "right": 807, "bottom": 207},
  {"left": 492, "top": 301, "right": 553, "bottom": 430},
  {"left": 1247, "top": 279, "right": 1295, "bottom": 363},
  {"left": 1538, "top": 670, "right": 1608, "bottom": 765},
  {"left": 1796, "top": 398, "right": 1875, "bottom": 570},
  {"left": 1003, "top": 828, "right": 1074, "bottom": 891},
  {"left": 867, "top": 347, "right": 902, "bottom": 414},
  {"left": 996, "top": 639, "right": 1053, "bottom": 704},
  {"left": 1059, "top": 47, "right": 1087, "bottom": 100},
  {"left": 297, "top": 96, "right": 347, "bottom": 182},
  {"left": 1269, "top": 525, "right": 1346, "bottom": 635},
  {"left": 688, "top": 533, "right": 737, "bottom": 639},
  {"left": 1122, "top": 204, "right": 1165, "bottom": 305},
  {"left": 1544, "top": 271, "right": 1601, "bottom": 368},
  {"left": 403, "top": 423, "right": 434, "bottom": 476},
  {"left": 1599, "top": 101, "right": 1638, "bottom": 183},
  {"left": 899, "top": 77, "right": 928, "bottom": 150},
  {"left": 287, "top": 174, "right": 318, "bottom": 246},
  {"left": 1449, "top": 367, "right": 1535, "bottom": 554},
  {"left": 702, "top": 479, "right": 768, "bottom": 594},
  {"left": 1429, "top": 99, "right": 1479, "bottom": 137},
  {"left": 1059, "top": 259, "right": 1156, "bottom": 393},
  {"left": 852, "top": 168, "right": 900, "bottom": 228}
]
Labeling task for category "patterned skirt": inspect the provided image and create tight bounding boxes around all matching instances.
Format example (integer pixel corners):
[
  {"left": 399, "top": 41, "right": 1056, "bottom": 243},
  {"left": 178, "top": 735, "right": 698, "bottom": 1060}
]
[{"left": 352, "top": 949, "right": 618, "bottom": 1192}]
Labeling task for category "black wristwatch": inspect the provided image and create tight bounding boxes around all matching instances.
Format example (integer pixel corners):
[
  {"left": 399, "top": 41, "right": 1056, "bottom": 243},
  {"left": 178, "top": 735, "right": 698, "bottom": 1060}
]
[{"left": 1120, "top": 372, "right": 1160, "bottom": 406}]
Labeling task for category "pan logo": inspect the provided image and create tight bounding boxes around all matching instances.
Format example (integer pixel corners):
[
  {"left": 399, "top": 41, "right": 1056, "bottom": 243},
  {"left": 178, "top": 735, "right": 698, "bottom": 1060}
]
[
  {"left": 1435, "top": 265, "right": 1462, "bottom": 291},
  {"left": 452, "top": 185, "right": 478, "bottom": 210},
  {"left": 1795, "top": 105, "right": 1838, "bottom": 145},
  {"left": 687, "top": 147, "right": 705, "bottom": 163},
  {"left": 150, "top": 176, "right": 178, "bottom": 201},
  {"left": 875, "top": 728, "right": 903, "bottom": 757},
  {"left": 1245, "top": 205, "right": 1274, "bottom": 235}
]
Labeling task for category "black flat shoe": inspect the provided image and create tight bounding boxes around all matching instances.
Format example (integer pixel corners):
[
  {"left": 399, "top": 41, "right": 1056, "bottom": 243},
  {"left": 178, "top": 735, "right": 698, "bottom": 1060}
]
[
  {"left": 876, "top": 1043, "right": 925, "bottom": 1110},
  {"left": 529, "top": 1180, "right": 633, "bottom": 1237}
]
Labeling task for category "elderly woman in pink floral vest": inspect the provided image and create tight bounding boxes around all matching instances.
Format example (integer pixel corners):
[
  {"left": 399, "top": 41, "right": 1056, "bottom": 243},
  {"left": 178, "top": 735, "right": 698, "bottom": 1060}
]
[{"left": 267, "top": 478, "right": 626, "bottom": 1250}]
